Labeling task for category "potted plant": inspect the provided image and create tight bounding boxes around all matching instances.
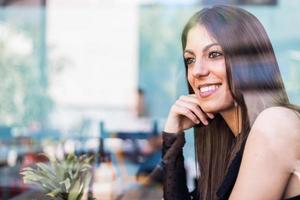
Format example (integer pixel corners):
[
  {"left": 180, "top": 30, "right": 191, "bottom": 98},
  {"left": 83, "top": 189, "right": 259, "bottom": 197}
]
[{"left": 21, "top": 153, "right": 94, "bottom": 200}]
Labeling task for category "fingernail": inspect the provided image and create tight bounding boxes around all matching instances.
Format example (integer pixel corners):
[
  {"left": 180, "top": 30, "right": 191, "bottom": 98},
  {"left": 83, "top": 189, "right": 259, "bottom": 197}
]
[
  {"left": 207, "top": 113, "right": 214, "bottom": 119},
  {"left": 203, "top": 120, "right": 208, "bottom": 125}
]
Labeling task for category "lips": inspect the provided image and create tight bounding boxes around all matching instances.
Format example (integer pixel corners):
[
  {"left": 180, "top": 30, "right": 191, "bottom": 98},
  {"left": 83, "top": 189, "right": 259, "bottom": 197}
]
[{"left": 198, "top": 83, "right": 221, "bottom": 98}]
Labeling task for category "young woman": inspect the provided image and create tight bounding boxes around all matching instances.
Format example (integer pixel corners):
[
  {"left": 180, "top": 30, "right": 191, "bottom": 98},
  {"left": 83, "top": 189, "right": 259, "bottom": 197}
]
[{"left": 162, "top": 5, "right": 300, "bottom": 200}]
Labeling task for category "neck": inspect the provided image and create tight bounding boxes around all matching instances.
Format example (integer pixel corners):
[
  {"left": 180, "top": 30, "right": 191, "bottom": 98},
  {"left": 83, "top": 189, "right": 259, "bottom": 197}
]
[{"left": 220, "top": 105, "right": 242, "bottom": 137}]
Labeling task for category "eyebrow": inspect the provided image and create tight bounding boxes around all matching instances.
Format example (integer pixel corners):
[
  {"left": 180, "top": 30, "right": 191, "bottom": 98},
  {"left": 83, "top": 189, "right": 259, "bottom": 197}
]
[{"left": 184, "top": 43, "right": 220, "bottom": 55}]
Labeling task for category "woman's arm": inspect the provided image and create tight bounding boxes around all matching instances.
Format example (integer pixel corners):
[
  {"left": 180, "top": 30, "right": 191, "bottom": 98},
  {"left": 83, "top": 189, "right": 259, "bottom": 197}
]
[
  {"left": 162, "top": 132, "right": 191, "bottom": 200},
  {"left": 162, "top": 94, "right": 213, "bottom": 200},
  {"left": 229, "top": 106, "right": 300, "bottom": 200}
]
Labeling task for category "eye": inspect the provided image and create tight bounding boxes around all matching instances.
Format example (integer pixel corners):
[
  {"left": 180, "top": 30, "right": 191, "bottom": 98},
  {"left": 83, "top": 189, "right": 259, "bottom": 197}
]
[
  {"left": 208, "top": 51, "right": 223, "bottom": 59},
  {"left": 184, "top": 57, "right": 195, "bottom": 65}
]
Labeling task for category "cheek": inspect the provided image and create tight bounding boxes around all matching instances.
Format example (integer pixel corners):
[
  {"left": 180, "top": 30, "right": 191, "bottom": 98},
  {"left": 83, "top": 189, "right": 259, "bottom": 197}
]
[
  {"left": 219, "top": 64, "right": 235, "bottom": 105},
  {"left": 223, "top": 86, "right": 235, "bottom": 106},
  {"left": 221, "top": 62, "right": 228, "bottom": 81},
  {"left": 187, "top": 72, "right": 194, "bottom": 88}
]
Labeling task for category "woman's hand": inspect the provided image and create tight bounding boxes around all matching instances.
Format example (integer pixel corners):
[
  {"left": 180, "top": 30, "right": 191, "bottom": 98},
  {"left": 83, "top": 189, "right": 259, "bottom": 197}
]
[{"left": 164, "top": 94, "right": 214, "bottom": 134}]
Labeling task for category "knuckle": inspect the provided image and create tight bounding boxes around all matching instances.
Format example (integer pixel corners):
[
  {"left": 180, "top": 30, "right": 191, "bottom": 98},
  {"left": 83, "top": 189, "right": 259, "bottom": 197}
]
[
  {"left": 179, "top": 95, "right": 186, "bottom": 100},
  {"left": 183, "top": 108, "right": 190, "bottom": 115},
  {"left": 200, "top": 116, "right": 206, "bottom": 121},
  {"left": 171, "top": 104, "right": 177, "bottom": 111},
  {"left": 192, "top": 104, "right": 199, "bottom": 110}
]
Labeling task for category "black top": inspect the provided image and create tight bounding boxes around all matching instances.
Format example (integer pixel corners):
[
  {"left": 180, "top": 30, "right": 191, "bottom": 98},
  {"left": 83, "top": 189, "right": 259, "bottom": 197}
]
[{"left": 162, "top": 132, "right": 300, "bottom": 200}]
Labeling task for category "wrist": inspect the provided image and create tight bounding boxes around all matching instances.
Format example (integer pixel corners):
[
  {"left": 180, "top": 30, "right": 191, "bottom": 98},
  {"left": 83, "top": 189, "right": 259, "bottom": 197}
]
[
  {"left": 164, "top": 118, "right": 181, "bottom": 133},
  {"left": 163, "top": 125, "right": 181, "bottom": 134}
]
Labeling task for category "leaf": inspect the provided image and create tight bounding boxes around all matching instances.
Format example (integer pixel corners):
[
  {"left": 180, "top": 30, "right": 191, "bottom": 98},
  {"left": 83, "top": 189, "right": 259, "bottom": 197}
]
[
  {"left": 36, "top": 163, "right": 57, "bottom": 180},
  {"left": 80, "top": 163, "right": 92, "bottom": 170},
  {"left": 21, "top": 167, "right": 34, "bottom": 172},
  {"left": 53, "top": 161, "right": 64, "bottom": 180},
  {"left": 68, "top": 178, "right": 83, "bottom": 200},
  {"left": 60, "top": 178, "right": 71, "bottom": 192},
  {"left": 82, "top": 172, "right": 92, "bottom": 189},
  {"left": 47, "top": 188, "right": 61, "bottom": 198}
]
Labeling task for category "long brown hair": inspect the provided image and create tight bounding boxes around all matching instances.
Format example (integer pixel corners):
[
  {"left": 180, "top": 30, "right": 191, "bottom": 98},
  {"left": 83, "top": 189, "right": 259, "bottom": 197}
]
[{"left": 181, "top": 5, "right": 291, "bottom": 200}]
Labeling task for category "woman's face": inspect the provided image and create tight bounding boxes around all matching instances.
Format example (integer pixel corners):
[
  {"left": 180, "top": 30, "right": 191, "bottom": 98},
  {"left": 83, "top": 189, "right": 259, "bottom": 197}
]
[{"left": 185, "top": 25, "right": 234, "bottom": 113}]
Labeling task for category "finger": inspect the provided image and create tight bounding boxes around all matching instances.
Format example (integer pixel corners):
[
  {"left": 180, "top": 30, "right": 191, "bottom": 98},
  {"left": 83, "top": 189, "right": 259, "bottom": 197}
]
[
  {"left": 206, "top": 113, "right": 215, "bottom": 119},
  {"left": 179, "top": 95, "right": 199, "bottom": 105},
  {"left": 172, "top": 104, "right": 200, "bottom": 124},
  {"left": 176, "top": 99, "right": 208, "bottom": 125},
  {"left": 180, "top": 95, "right": 215, "bottom": 119}
]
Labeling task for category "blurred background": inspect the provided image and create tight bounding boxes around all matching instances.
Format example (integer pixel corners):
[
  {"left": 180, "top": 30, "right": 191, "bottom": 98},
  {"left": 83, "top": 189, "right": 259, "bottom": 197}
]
[{"left": 0, "top": 0, "right": 299, "bottom": 199}]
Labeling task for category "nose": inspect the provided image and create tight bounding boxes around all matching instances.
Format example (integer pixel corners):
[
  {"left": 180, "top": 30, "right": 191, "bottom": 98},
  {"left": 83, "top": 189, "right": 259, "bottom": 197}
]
[{"left": 192, "top": 60, "right": 209, "bottom": 78}]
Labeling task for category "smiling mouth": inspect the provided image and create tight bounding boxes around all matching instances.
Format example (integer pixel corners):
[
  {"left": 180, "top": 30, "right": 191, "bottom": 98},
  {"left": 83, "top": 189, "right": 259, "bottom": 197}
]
[{"left": 198, "top": 83, "right": 221, "bottom": 97}]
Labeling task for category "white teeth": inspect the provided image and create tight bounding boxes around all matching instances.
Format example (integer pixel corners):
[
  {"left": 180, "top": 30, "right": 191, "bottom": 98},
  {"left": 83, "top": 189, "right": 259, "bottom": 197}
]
[{"left": 199, "top": 84, "right": 220, "bottom": 93}]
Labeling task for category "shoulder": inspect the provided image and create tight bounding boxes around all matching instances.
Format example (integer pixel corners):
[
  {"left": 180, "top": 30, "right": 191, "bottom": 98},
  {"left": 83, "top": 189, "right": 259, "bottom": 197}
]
[
  {"left": 248, "top": 106, "right": 300, "bottom": 165},
  {"left": 255, "top": 106, "right": 300, "bottom": 123},
  {"left": 251, "top": 106, "right": 300, "bottom": 139},
  {"left": 229, "top": 106, "right": 300, "bottom": 199}
]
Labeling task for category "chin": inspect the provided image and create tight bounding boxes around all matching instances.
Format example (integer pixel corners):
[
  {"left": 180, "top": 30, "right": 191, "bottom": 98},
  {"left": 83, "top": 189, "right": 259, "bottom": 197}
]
[
  {"left": 201, "top": 104, "right": 220, "bottom": 114},
  {"left": 201, "top": 102, "right": 234, "bottom": 114}
]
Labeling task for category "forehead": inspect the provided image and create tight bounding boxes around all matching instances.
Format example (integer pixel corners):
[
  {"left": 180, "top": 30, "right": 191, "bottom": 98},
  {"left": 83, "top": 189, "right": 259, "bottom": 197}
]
[{"left": 185, "top": 25, "right": 218, "bottom": 50}]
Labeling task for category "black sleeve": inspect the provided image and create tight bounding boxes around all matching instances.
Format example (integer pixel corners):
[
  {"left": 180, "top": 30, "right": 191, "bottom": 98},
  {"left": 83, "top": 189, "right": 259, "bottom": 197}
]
[{"left": 162, "top": 132, "right": 191, "bottom": 200}]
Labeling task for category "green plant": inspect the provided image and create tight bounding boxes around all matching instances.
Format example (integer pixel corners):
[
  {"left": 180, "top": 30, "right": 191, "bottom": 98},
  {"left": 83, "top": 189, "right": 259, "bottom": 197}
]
[{"left": 21, "top": 153, "right": 94, "bottom": 200}]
